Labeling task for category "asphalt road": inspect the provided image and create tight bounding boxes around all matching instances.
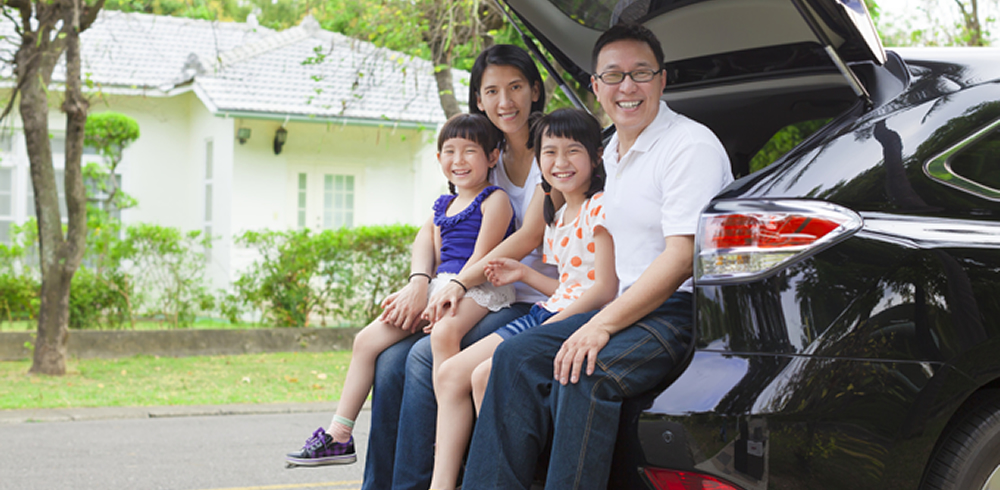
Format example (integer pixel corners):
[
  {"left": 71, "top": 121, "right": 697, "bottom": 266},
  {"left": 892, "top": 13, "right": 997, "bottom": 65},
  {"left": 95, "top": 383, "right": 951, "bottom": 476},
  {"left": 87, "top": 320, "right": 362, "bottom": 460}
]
[{"left": 0, "top": 405, "right": 370, "bottom": 490}]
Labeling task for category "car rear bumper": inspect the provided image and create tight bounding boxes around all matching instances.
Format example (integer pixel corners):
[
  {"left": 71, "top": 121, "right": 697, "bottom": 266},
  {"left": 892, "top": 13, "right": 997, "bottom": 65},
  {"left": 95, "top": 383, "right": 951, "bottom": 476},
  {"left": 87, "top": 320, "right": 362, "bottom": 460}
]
[{"left": 629, "top": 349, "right": 973, "bottom": 489}]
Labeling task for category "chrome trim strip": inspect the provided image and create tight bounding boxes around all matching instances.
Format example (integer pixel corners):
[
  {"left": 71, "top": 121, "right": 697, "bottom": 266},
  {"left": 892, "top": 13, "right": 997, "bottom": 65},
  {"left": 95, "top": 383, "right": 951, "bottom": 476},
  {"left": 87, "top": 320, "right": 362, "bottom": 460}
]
[
  {"left": 860, "top": 212, "right": 1000, "bottom": 249},
  {"left": 924, "top": 118, "right": 1000, "bottom": 201}
]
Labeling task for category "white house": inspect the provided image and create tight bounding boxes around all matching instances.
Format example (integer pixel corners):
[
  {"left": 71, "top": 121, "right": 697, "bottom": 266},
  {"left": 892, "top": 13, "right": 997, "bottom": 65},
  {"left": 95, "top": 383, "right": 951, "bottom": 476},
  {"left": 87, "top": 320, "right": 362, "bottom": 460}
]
[{"left": 0, "top": 12, "right": 460, "bottom": 289}]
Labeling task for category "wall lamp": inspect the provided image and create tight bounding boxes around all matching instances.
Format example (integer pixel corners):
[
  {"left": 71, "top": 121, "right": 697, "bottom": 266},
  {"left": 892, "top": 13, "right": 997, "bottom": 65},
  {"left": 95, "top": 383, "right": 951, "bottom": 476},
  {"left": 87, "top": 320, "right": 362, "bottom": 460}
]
[
  {"left": 237, "top": 127, "right": 251, "bottom": 144},
  {"left": 273, "top": 127, "right": 288, "bottom": 155}
]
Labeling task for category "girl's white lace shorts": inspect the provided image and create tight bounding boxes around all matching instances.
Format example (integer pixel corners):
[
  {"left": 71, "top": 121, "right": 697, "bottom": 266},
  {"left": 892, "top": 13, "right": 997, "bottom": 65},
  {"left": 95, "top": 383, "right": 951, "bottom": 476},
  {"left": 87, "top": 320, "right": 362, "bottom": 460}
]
[{"left": 430, "top": 273, "right": 514, "bottom": 312}]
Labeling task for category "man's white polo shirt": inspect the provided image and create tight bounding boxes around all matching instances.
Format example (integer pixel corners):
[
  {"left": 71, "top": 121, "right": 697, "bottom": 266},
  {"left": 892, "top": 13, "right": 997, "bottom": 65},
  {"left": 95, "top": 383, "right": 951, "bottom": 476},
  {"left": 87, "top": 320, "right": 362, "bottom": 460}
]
[{"left": 603, "top": 101, "right": 733, "bottom": 295}]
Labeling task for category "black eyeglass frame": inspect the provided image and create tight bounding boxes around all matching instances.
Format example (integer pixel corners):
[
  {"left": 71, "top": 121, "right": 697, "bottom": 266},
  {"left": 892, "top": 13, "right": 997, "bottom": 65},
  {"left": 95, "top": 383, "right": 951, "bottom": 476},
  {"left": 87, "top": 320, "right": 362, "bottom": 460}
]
[{"left": 592, "top": 68, "right": 664, "bottom": 85}]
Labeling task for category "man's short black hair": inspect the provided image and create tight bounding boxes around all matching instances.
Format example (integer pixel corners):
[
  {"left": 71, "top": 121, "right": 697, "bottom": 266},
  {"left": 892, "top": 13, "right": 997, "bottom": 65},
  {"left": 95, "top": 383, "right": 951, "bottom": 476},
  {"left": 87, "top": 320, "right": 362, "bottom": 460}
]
[{"left": 591, "top": 23, "right": 665, "bottom": 73}]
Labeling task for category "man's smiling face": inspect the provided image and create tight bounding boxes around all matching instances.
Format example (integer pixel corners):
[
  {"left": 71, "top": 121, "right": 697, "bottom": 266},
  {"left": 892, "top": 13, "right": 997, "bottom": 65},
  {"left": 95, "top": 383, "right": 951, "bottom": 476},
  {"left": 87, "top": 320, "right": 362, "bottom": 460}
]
[{"left": 591, "top": 39, "right": 666, "bottom": 143}]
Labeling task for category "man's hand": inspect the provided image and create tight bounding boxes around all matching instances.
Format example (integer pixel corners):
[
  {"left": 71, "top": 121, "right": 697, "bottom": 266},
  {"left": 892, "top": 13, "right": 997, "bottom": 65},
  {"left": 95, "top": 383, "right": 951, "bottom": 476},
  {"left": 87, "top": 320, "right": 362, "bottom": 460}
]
[
  {"left": 380, "top": 281, "right": 428, "bottom": 333},
  {"left": 483, "top": 258, "right": 525, "bottom": 287},
  {"left": 553, "top": 321, "right": 612, "bottom": 385}
]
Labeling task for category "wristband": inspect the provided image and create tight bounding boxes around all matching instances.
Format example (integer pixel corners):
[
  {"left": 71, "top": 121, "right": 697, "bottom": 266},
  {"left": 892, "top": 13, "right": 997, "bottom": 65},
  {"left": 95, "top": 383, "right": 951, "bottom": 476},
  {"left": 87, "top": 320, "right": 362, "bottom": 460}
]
[
  {"left": 409, "top": 272, "right": 432, "bottom": 283},
  {"left": 449, "top": 278, "right": 468, "bottom": 294}
]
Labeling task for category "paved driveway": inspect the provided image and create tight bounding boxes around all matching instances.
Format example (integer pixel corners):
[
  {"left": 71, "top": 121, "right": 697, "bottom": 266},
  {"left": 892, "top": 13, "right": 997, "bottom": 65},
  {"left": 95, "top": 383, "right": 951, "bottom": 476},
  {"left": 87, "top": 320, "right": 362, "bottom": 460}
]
[{"left": 0, "top": 405, "right": 370, "bottom": 490}]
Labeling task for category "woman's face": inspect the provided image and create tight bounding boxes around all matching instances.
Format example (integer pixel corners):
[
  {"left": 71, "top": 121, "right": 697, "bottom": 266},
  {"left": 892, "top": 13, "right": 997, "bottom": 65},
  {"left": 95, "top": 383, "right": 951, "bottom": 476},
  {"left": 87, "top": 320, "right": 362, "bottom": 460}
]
[{"left": 476, "top": 64, "right": 540, "bottom": 137}]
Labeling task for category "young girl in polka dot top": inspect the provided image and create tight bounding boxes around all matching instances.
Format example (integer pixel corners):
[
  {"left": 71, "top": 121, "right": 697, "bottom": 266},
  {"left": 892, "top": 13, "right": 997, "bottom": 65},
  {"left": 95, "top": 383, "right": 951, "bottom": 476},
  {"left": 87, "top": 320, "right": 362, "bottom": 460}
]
[{"left": 429, "top": 108, "right": 618, "bottom": 490}]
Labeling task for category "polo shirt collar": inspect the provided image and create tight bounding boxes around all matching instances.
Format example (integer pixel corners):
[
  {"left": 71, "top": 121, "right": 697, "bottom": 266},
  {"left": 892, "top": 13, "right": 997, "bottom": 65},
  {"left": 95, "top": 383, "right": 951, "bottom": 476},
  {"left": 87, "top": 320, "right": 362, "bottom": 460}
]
[{"left": 607, "top": 101, "right": 677, "bottom": 164}]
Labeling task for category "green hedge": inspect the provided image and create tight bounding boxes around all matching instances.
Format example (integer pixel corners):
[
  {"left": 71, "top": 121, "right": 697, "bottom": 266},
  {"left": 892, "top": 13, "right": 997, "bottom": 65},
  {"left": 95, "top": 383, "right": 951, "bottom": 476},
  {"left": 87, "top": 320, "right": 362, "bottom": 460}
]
[
  {"left": 223, "top": 224, "right": 418, "bottom": 327},
  {"left": 0, "top": 274, "right": 39, "bottom": 327},
  {"left": 4, "top": 220, "right": 417, "bottom": 329}
]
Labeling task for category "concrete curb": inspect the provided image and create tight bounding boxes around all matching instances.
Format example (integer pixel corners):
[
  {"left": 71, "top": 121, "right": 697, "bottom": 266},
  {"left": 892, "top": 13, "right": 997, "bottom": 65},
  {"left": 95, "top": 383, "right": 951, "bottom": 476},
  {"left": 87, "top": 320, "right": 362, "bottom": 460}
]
[
  {"left": 0, "top": 327, "right": 362, "bottom": 361},
  {"left": 0, "top": 401, "right": 371, "bottom": 425}
]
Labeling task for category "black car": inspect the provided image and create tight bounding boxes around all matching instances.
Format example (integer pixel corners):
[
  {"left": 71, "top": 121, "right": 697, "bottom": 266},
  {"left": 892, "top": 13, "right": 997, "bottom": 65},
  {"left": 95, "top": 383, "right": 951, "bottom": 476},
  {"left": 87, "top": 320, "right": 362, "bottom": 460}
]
[{"left": 497, "top": 0, "right": 1000, "bottom": 488}]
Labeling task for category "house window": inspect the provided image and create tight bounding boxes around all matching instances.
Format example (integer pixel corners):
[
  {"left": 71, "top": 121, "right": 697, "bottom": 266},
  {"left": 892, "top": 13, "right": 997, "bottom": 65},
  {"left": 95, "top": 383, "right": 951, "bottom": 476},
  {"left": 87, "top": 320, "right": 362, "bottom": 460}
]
[
  {"left": 324, "top": 174, "right": 354, "bottom": 229},
  {"left": 0, "top": 133, "right": 12, "bottom": 153},
  {"left": 297, "top": 173, "right": 307, "bottom": 229},
  {"left": 0, "top": 168, "right": 12, "bottom": 244},
  {"left": 85, "top": 173, "right": 122, "bottom": 222},
  {"left": 50, "top": 136, "right": 65, "bottom": 155},
  {"left": 204, "top": 140, "right": 213, "bottom": 263}
]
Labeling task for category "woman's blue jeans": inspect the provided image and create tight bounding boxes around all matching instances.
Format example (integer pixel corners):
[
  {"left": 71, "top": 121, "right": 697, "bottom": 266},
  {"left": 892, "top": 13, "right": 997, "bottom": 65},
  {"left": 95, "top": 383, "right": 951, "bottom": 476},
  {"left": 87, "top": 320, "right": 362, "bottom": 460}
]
[
  {"left": 361, "top": 303, "right": 532, "bottom": 490},
  {"left": 462, "top": 291, "right": 693, "bottom": 490}
]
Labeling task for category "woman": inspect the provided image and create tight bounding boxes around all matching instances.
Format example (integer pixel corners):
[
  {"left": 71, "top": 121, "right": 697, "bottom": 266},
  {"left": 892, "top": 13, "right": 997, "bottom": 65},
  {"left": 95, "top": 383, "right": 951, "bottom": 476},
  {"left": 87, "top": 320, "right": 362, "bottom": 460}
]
[{"left": 360, "top": 45, "right": 558, "bottom": 490}]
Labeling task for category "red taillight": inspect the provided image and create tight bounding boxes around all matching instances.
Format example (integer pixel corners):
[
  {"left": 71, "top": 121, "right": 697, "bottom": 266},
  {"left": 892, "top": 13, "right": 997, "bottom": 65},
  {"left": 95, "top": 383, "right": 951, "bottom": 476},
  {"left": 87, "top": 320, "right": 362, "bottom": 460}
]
[
  {"left": 696, "top": 200, "right": 862, "bottom": 282},
  {"left": 643, "top": 467, "right": 742, "bottom": 490},
  {"left": 706, "top": 214, "right": 842, "bottom": 250}
]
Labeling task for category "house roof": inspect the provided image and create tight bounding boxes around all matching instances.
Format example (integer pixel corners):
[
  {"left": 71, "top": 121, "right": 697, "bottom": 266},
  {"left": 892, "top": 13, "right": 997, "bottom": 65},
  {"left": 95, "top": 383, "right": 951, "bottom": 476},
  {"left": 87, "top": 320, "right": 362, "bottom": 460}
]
[{"left": 1, "top": 11, "right": 465, "bottom": 126}]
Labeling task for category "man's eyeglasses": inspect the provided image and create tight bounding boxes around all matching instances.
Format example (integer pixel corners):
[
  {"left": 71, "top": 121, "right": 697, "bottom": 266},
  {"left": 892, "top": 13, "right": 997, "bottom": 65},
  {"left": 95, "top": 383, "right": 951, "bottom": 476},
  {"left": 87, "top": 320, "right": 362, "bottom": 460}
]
[{"left": 593, "top": 68, "right": 663, "bottom": 85}]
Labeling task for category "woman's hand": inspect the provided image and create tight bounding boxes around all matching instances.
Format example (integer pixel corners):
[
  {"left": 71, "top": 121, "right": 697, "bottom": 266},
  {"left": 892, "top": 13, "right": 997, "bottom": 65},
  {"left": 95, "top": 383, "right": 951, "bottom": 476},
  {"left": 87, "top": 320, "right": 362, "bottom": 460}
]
[
  {"left": 422, "top": 280, "right": 466, "bottom": 323},
  {"left": 483, "top": 258, "right": 525, "bottom": 287},
  {"left": 379, "top": 281, "right": 428, "bottom": 333},
  {"left": 553, "top": 320, "right": 612, "bottom": 385}
]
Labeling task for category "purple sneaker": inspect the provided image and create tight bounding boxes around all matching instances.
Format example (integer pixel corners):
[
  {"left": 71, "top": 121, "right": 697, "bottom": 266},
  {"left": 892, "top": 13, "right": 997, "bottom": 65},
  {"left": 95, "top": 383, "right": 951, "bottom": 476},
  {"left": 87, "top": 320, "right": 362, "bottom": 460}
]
[{"left": 286, "top": 427, "right": 357, "bottom": 466}]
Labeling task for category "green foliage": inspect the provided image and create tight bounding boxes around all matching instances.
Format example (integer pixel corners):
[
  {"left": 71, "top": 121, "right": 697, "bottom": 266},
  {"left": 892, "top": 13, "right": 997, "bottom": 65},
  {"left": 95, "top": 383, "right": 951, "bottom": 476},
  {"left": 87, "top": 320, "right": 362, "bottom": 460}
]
[
  {"left": 68, "top": 268, "right": 132, "bottom": 330},
  {"left": 0, "top": 274, "right": 40, "bottom": 327},
  {"left": 227, "top": 224, "right": 418, "bottom": 327},
  {"left": 0, "top": 220, "right": 38, "bottom": 277},
  {"left": 0, "top": 222, "right": 39, "bottom": 328},
  {"left": 84, "top": 112, "right": 140, "bottom": 166},
  {"left": 103, "top": 0, "right": 252, "bottom": 22},
  {"left": 116, "top": 223, "right": 215, "bottom": 328},
  {"left": 84, "top": 112, "right": 140, "bottom": 212},
  {"left": 873, "top": 0, "right": 996, "bottom": 47},
  {"left": 749, "top": 119, "right": 831, "bottom": 173}
]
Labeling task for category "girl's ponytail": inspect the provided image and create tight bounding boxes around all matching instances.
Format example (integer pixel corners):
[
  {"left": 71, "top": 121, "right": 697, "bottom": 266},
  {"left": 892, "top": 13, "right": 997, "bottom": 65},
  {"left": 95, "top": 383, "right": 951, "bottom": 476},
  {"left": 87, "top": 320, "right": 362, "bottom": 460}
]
[
  {"left": 530, "top": 112, "right": 557, "bottom": 226},
  {"left": 541, "top": 177, "right": 556, "bottom": 226}
]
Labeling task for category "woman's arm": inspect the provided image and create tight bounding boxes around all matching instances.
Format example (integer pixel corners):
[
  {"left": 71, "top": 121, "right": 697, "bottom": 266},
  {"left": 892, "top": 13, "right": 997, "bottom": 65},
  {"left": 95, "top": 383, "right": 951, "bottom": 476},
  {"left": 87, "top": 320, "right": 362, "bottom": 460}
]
[
  {"left": 379, "top": 217, "right": 436, "bottom": 332},
  {"left": 552, "top": 234, "right": 693, "bottom": 384},
  {"left": 541, "top": 226, "right": 617, "bottom": 325},
  {"left": 425, "top": 185, "right": 550, "bottom": 322},
  {"left": 484, "top": 257, "right": 559, "bottom": 298}
]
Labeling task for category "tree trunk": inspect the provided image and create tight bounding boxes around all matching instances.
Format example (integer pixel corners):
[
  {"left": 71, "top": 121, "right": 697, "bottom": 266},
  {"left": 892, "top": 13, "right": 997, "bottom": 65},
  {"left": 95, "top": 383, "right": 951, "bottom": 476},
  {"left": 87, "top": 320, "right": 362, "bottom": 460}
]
[
  {"left": 429, "top": 38, "right": 462, "bottom": 119},
  {"left": 953, "top": 0, "right": 986, "bottom": 46},
  {"left": 11, "top": 0, "right": 91, "bottom": 376}
]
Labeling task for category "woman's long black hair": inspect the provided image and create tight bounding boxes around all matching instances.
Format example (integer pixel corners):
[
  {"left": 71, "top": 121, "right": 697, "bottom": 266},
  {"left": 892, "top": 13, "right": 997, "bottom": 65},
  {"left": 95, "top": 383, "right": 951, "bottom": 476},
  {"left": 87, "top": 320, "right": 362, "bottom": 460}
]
[{"left": 531, "top": 108, "right": 606, "bottom": 225}]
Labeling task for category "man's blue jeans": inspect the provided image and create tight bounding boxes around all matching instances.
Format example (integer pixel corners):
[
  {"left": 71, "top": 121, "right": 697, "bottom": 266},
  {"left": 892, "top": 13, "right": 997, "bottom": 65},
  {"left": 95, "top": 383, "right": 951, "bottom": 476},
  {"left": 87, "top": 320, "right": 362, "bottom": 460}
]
[
  {"left": 361, "top": 303, "right": 532, "bottom": 490},
  {"left": 462, "top": 292, "right": 694, "bottom": 490}
]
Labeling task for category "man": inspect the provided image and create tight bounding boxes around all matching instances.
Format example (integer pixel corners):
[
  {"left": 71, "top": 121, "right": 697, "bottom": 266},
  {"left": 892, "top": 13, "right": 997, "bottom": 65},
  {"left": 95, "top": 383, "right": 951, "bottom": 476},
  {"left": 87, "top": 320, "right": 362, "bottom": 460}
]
[{"left": 462, "top": 23, "right": 733, "bottom": 489}]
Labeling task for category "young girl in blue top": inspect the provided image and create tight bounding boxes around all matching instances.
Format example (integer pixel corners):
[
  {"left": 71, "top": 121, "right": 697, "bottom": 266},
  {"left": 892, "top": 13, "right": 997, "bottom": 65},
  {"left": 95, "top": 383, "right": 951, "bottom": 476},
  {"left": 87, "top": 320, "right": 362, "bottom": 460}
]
[
  {"left": 286, "top": 113, "right": 516, "bottom": 467},
  {"left": 428, "top": 108, "right": 619, "bottom": 490}
]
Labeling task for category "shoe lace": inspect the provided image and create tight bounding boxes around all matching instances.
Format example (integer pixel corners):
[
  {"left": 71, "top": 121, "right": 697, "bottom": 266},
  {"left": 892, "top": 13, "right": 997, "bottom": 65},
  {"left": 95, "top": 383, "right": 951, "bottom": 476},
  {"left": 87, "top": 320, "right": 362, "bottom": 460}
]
[{"left": 302, "top": 428, "right": 329, "bottom": 451}]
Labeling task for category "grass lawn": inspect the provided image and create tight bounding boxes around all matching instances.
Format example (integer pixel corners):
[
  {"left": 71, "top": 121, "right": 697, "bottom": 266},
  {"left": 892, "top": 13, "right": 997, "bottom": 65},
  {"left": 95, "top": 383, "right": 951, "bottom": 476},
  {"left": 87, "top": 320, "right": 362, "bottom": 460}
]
[{"left": 0, "top": 351, "right": 352, "bottom": 410}]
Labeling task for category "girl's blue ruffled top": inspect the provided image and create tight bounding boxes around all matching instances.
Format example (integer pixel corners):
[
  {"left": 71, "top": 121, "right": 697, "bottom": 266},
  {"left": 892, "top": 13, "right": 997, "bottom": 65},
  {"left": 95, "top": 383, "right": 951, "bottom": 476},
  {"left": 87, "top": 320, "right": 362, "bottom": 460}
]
[{"left": 433, "top": 185, "right": 515, "bottom": 275}]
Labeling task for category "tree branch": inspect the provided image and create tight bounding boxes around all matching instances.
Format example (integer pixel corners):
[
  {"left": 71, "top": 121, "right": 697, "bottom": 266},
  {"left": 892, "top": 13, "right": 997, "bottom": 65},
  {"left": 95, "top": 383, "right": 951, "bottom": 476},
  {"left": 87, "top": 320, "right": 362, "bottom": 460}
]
[
  {"left": 80, "top": 0, "right": 105, "bottom": 31},
  {"left": 0, "top": 83, "right": 21, "bottom": 123},
  {"left": 1, "top": 4, "right": 25, "bottom": 36}
]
